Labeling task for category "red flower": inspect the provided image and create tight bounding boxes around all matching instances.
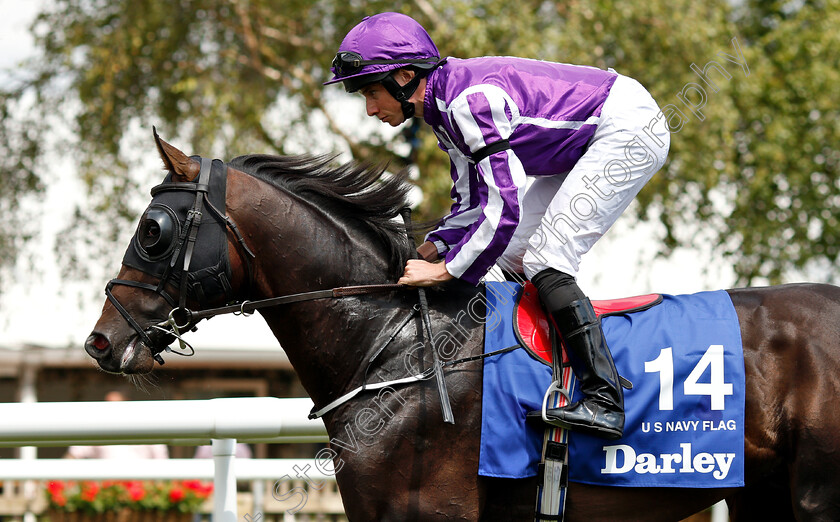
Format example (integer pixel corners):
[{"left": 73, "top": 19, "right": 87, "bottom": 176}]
[
  {"left": 182, "top": 480, "right": 213, "bottom": 498},
  {"left": 47, "top": 481, "right": 65, "bottom": 498},
  {"left": 47, "top": 479, "right": 210, "bottom": 512},
  {"left": 127, "top": 482, "right": 146, "bottom": 501},
  {"left": 169, "top": 487, "right": 185, "bottom": 503},
  {"left": 81, "top": 481, "right": 100, "bottom": 502}
]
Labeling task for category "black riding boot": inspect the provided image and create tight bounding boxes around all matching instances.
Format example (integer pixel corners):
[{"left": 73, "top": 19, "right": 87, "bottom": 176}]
[{"left": 532, "top": 269, "right": 625, "bottom": 440}]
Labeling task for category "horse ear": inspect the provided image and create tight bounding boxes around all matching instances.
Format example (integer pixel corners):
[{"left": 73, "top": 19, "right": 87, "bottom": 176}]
[{"left": 152, "top": 126, "right": 200, "bottom": 181}]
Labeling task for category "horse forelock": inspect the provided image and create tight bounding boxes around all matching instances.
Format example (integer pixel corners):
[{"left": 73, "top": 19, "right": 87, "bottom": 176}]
[{"left": 227, "top": 153, "right": 414, "bottom": 278}]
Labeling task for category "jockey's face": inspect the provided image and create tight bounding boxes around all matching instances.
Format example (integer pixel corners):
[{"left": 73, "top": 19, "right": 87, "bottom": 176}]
[{"left": 360, "top": 81, "right": 406, "bottom": 127}]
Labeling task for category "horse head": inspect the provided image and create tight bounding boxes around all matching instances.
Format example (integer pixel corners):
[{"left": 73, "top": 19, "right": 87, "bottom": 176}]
[
  {"left": 85, "top": 130, "right": 413, "bottom": 378},
  {"left": 85, "top": 130, "right": 253, "bottom": 374}
]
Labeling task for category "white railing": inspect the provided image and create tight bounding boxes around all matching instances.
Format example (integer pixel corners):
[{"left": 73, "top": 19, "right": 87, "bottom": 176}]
[
  {"left": 0, "top": 397, "right": 326, "bottom": 446},
  {"left": 0, "top": 397, "right": 330, "bottom": 522},
  {"left": 0, "top": 397, "right": 728, "bottom": 521}
]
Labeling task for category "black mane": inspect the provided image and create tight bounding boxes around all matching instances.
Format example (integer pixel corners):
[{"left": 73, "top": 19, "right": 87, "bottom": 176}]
[{"left": 228, "top": 154, "right": 414, "bottom": 277}]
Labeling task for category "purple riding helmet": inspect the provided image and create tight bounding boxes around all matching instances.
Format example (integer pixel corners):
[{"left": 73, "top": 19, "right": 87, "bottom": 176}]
[{"left": 325, "top": 12, "right": 444, "bottom": 118}]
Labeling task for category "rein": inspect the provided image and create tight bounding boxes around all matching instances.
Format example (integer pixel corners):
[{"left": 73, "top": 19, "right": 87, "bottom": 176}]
[
  {"left": 153, "top": 283, "right": 408, "bottom": 359},
  {"left": 108, "top": 155, "right": 511, "bottom": 424},
  {"left": 159, "top": 279, "right": 519, "bottom": 421},
  {"left": 185, "top": 283, "right": 405, "bottom": 322},
  {"left": 107, "top": 156, "right": 411, "bottom": 366}
]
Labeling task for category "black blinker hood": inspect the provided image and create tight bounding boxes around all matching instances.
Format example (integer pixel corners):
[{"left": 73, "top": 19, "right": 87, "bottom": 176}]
[{"left": 121, "top": 157, "right": 232, "bottom": 304}]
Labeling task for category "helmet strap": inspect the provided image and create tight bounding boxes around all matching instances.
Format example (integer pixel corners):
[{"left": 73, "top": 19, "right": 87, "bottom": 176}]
[
  {"left": 381, "top": 72, "right": 423, "bottom": 119},
  {"left": 380, "top": 59, "right": 446, "bottom": 119}
]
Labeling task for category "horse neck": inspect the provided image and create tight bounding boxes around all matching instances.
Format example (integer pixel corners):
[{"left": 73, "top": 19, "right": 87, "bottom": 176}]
[{"left": 226, "top": 170, "right": 402, "bottom": 402}]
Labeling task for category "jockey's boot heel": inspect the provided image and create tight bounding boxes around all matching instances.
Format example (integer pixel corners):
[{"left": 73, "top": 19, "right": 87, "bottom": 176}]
[{"left": 543, "top": 297, "right": 624, "bottom": 440}]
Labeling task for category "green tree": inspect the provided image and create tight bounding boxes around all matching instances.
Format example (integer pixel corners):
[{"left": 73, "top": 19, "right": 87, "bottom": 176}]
[
  {"left": 2, "top": 0, "right": 838, "bottom": 287},
  {"left": 725, "top": 0, "right": 840, "bottom": 282}
]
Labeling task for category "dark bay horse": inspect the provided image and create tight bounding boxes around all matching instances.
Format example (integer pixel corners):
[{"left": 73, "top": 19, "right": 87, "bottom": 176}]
[{"left": 86, "top": 134, "right": 840, "bottom": 521}]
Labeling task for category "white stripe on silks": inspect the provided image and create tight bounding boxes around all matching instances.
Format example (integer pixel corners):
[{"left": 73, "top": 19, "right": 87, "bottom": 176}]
[
  {"left": 434, "top": 125, "right": 457, "bottom": 150},
  {"left": 430, "top": 139, "right": 478, "bottom": 238},
  {"left": 475, "top": 149, "right": 526, "bottom": 255},
  {"left": 450, "top": 152, "right": 473, "bottom": 213},
  {"left": 447, "top": 84, "right": 521, "bottom": 136},
  {"left": 444, "top": 97, "right": 506, "bottom": 278},
  {"left": 486, "top": 88, "right": 515, "bottom": 141},
  {"left": 474, "top": 87, "right": 525, "bottom": 225},
  {"left": 516, "top": 114, "right": 601, "bottom": 131},
  {"left": 449, "top": 96, "right": 488, "bottom": 152},
  {"left": 435, "top": 96, "right": 449, "bottom": 113},
  {"left": 434, "top": 207, "right": 483, "bottom": 234},
  {"left": 445, "top": 169, "right": 506, "bottom": 278},
  {"left": 446, "top": 84, "right": 598, "bottom": 132},
  {"left": 495, "top": 150, "right": 527, "bottom": 220},
  {"left": 431, "top": 126, "right": 473, "bottom": 236}
]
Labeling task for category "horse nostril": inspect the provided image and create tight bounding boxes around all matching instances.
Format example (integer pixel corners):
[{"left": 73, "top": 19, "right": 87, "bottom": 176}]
[{"left": 85, "top": 333, "right": 111, "bottom": 357}]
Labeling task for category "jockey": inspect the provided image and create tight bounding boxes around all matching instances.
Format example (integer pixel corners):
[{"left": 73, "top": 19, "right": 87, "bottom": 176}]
[{"left": 325, "top": 12, "right": 670, "bottom": 440}]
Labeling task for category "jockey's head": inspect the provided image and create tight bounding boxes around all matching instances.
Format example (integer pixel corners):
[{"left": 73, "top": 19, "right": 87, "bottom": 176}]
[{"left": 324, "top": 12, "right": 442, "bottom": 119}]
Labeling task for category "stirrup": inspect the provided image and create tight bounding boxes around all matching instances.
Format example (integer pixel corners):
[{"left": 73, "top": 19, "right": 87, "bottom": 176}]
[{"left": 541, "top": 380, "right": 571, "bottom": 424}]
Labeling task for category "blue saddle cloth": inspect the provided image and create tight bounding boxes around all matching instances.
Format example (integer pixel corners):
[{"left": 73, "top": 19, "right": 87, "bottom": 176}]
[{"left": 479, "top": 282, "right": 745, "bottom": 488}]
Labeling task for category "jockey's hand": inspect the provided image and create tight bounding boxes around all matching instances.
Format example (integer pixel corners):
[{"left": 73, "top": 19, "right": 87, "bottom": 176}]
[{"left": 398, "top": 259, "right": 453, "bottom": 287}]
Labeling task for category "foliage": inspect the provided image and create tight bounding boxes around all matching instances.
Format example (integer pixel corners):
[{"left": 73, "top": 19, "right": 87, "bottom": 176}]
[
  {"left": 725, "top": 0, "right": 840, "bottom": 282},
  {"left": 46, "top": 480, "right": 213, "bottom": 513},
  {"left": 1, "top": 0, "right": 839, "bottom": 285}
]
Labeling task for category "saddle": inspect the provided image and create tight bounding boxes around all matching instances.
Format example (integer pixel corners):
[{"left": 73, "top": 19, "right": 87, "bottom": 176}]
[{"left": 513, "top": 281, "right": 662, "bottom": 365}]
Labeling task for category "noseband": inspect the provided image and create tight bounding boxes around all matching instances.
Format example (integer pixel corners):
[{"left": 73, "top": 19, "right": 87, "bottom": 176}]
[{"left": 105, "top": 157, "right": 254, "bottom": 364}]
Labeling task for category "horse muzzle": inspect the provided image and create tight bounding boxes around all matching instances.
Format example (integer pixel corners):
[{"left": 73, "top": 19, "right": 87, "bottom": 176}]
[{"left": 84, "top": 330, "right": 165, "bottom": 374}]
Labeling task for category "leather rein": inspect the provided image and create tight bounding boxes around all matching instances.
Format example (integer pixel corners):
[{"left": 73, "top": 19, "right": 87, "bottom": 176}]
[
  {"left": 106, "top": 158, "right": 406, "bottom": 365},
  {"left": 153, "top": 282, "right": 407, "bottom": 362},
  {"left": 105, "top": 158, "right": 522, "bottom": 423}
]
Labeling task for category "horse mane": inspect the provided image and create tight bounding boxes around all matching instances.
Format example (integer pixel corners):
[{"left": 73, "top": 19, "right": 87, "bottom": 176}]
[{"left": 228, "top": 153, "right": 414, "bottom": 278}]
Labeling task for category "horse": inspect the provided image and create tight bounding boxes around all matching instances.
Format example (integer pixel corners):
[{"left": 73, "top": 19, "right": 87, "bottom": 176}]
[{"left": 85, "top": 132, "right": 840, "bottom": 521}]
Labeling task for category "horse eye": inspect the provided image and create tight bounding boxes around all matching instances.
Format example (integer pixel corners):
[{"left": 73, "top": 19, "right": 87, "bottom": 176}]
[
  {"left": 136, "top": 206, "right": 178, "bottom": 259},
  {"left": 144, "top": 222, "right": 161, "bottom": 239}
]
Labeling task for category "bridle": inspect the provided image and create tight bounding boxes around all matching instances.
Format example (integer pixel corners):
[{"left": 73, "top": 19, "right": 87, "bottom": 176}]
[
  {"left": 104, "top": 156, "right": 501, "bottom": 424},
  {"left": 105, "top": 157, "right": 405, "bottom": 365},
  {"left": 106, "top": 157, "right": 255, "bottom": 364}
]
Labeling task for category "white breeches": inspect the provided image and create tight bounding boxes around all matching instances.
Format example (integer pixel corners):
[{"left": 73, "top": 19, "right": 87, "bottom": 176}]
[{"left": 497, "top": 73, "right": 671, "bottom": 279}]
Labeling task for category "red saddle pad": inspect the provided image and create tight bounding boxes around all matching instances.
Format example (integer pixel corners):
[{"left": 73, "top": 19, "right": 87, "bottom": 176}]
[{"left": 513, "top": 282, "right": 661, "bottom": 365}]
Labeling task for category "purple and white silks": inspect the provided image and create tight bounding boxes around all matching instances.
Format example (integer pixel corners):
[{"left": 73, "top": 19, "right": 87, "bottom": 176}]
[{"left": 422, "top": 56, "right": 618, "bottom": 284}]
